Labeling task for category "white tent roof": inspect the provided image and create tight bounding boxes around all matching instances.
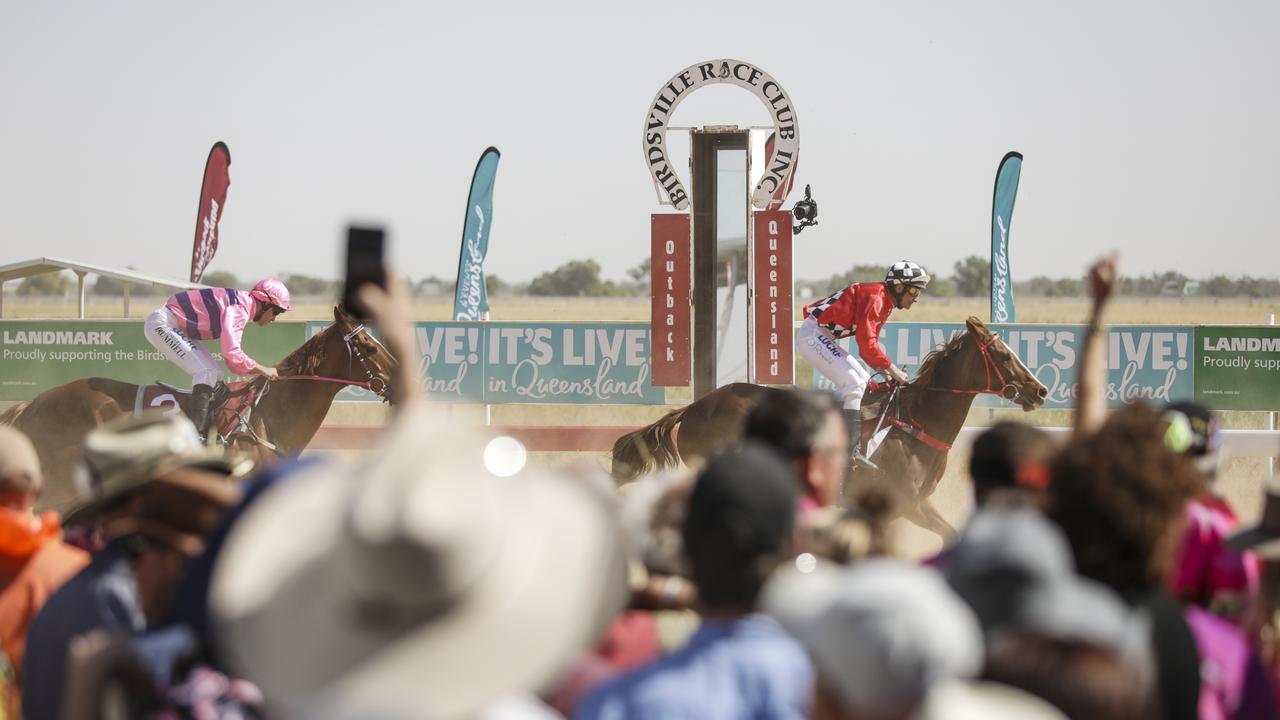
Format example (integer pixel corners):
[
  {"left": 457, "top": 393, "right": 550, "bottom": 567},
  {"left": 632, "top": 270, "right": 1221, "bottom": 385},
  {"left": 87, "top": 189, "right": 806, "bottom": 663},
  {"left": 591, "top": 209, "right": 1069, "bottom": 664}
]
[
  {"left": 0, "top": 257, "right": 207, "bottom": 318},
  {"left": 0, "top": 256, "right": 205, "bottom": 289}
]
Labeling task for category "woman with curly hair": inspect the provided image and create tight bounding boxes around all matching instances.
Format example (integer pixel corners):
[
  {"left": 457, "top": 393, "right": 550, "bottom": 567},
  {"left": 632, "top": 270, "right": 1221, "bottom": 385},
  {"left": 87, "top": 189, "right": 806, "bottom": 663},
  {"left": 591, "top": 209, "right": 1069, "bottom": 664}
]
[{"left": 1048, "top": 401, "right": 1204, "bottom": 720}]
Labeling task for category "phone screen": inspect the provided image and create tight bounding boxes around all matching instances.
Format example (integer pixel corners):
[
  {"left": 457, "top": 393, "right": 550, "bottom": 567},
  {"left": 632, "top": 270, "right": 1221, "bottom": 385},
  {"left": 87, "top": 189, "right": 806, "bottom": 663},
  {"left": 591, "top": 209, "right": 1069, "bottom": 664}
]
[{"left": 343, "top": 226, "right": 386, "bottom": 320}]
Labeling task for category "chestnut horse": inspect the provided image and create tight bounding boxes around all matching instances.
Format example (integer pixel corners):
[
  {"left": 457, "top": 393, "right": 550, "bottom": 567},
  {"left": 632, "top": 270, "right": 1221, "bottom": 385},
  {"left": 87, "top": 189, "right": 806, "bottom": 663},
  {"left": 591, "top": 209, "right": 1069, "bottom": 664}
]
[
  {"left": 0, "top": 306, "right": 396, "bottom": 510},
  {"left": 612, "top": 317, "right": 1048, "bottom": 538}
]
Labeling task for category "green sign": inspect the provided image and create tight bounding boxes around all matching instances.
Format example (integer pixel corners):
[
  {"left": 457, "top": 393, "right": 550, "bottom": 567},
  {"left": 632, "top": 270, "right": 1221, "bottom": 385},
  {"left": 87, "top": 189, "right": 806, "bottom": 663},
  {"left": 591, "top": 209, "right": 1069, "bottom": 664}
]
[
  {"left": 1194, "top": 326, "right": 1280, "bottom": 410},
  {"left": 0, "top": 320, "right": 306, "bottom": 401}
]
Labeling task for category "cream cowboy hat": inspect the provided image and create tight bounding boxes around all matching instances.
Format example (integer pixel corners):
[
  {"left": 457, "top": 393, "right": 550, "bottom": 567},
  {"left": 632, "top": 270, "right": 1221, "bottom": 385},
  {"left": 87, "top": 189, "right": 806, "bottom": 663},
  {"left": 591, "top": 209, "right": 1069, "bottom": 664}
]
[{"left": 210, "top": 403, "right": 628, "bottom": 719}]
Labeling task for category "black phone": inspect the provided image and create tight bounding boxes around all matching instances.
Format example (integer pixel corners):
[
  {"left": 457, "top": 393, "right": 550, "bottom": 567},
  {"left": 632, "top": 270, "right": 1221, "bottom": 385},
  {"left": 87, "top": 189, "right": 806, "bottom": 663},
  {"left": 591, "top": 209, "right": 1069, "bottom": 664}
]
[{"left": 342, "top": 226, "right": 386, "bottom": 320}]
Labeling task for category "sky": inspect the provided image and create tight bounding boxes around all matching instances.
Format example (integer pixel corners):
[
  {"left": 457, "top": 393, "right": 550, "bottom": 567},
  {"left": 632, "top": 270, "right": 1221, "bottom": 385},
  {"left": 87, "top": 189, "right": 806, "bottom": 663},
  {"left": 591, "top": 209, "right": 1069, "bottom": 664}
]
[{"left": 2, "top": 1, "right": 1277, "bottom": 288}]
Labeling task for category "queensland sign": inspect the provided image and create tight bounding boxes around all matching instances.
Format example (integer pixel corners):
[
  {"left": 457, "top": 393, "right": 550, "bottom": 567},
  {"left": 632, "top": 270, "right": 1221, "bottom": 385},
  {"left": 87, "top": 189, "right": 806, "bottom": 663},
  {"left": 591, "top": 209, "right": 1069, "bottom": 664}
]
[
  {"left": 308, "top": 321, "right": 664, "bottom": 405},
  {"left": 0, "top": 320, "right": 303, "bottom": 401},
  {"left": 1194, "top": 326, "right": 1280, "bottom": 410},
  {"left": 811, "top": 323, "right": 1195, "bottom": 409},
  {"left": 643, "top": 59, "right": 799, "bottom": 211}
]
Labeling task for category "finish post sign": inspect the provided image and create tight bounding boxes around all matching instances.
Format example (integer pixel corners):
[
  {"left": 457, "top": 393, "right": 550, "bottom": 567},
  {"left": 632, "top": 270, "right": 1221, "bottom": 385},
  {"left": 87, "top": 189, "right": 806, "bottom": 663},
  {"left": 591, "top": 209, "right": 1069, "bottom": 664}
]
[
  {"left": 308, "top": 321, "right": 664, "bottom": 405},
  {"left": 0, "top": 320, "right": 303, "bottom": 401},
  {"left": 1194, "top": 326, "right": 1280, "bottom": 410},
  {"left": 751, "top": 210, "right": 793, "bottom": 384},
  {"left": 811, "top": 323, "right": 1195, "bottom": 409},
  {"left": 650, "top": 214, "right": 692, "bottom": 386}
]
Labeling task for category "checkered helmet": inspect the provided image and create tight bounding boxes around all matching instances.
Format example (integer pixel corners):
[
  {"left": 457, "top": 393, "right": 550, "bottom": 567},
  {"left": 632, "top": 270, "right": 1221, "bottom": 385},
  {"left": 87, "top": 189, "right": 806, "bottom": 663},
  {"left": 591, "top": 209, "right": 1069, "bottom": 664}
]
[{"left": 885, "top": 261, "right": 931, "bottom": 289}]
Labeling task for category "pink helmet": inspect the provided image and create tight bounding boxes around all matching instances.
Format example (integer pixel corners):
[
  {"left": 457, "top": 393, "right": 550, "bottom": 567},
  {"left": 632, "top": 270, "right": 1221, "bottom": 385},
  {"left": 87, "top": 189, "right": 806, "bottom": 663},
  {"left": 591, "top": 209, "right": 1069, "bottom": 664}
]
[{"left": 250, "top": 277, "right": 292, "bottom": 312}]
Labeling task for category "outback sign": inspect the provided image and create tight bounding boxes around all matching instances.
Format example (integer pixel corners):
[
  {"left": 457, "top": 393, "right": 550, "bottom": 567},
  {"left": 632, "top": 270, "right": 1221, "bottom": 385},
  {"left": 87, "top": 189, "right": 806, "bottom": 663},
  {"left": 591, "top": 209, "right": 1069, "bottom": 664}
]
[{"left": 642, "top": 59, "right": 799, "bottom": 211}]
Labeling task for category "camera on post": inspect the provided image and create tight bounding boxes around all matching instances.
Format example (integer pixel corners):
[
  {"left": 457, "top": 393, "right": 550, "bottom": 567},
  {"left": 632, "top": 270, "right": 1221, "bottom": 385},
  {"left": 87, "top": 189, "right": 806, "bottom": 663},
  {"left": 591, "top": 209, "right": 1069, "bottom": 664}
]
[{"left": 792, "top": 184, "right": 818, "bottom": 234}]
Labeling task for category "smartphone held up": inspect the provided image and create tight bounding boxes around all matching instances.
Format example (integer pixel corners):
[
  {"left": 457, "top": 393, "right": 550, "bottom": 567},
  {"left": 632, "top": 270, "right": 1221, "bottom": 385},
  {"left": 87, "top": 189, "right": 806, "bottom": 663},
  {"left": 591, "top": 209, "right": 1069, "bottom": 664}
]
[{"left": 342, "top": 225, "right": 386, "bottom": 321}]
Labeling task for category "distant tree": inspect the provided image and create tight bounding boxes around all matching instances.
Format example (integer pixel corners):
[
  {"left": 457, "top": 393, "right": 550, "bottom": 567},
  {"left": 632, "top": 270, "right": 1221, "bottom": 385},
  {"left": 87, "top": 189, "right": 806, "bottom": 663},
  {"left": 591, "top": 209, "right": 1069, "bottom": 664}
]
[
  {"left": 626, "top": 258, "right": 651, "bottom": 282},
  {"left": 527, "top": 259, "right": 622, "bottom": 297},
  {"left": 281, "top": 274, "right": 336, "bottom": 296},
  {"left": 486, "top": 274, "right": 509, "bottom": 296},
  {"left": 17, "top": 272, "right": 72, "bottom": 296},
  {"left": 201, "top": 270, "right": 240, "bottom": 288},
  {"left": 92, "top": 274, "right": 126, "bottom": 296},
  {"left": 926, "top": 276, "right": 958, "bottom": 297},
  {"left": 1203, "top": 275, "right": 1239, "bottom": 298},
  {"left": 951, "top": 256, "right": 991, "bottom": 297}
]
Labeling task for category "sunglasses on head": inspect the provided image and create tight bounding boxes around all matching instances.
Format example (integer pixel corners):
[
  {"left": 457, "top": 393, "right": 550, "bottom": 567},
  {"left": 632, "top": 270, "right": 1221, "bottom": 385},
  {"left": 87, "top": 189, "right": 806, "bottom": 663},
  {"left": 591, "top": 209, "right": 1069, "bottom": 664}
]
[{"left": 905, "top": 286, "right": 922, "bottom": 298}]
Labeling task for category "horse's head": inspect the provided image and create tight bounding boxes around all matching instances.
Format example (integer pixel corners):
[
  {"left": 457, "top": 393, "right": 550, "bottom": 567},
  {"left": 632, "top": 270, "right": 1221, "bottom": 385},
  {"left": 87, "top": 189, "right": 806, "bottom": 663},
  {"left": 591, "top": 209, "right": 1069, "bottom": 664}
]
[
  {"left": 333, "top": 306, "right": 399, "bottom": 404},
  {"left": 964, "top": 317, "right": 1047, "bottom": 412}
]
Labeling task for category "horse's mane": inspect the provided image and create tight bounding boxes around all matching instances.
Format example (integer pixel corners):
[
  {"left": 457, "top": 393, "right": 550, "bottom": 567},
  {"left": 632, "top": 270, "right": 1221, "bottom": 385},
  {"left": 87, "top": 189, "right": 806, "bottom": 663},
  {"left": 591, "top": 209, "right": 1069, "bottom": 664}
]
[
  {"left": 900, "top": 328, "right": 976, "bottom": 415},
  {"left": 910, "top": 328, "right": 971, "bottom": 390},
  {"left": 276, "top": 320, "right": 342, "bottom": 377}
]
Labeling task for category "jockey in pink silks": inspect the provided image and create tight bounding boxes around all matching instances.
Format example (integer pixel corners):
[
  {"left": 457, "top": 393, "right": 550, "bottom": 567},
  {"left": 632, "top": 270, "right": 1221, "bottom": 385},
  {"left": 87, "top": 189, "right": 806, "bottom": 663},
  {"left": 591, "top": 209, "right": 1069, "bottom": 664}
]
[{"left": 144, "top": 277, "right": 291, "bottom": 440}]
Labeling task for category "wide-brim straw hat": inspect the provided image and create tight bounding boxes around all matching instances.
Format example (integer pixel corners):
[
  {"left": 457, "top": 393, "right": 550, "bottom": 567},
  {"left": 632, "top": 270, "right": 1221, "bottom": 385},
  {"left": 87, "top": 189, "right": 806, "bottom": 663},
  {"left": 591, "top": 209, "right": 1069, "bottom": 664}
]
[
  {"left": 210, "top": 403, "right": 627, "bottom": 719},
  {"left": 62, "top": 412, "right": 242, "bottom": 527}
]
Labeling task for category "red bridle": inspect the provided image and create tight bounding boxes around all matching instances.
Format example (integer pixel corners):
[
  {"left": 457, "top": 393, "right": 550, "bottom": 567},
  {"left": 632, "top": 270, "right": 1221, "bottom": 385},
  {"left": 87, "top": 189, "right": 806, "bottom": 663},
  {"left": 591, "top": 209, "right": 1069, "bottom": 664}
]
[{"left": 926, "top": 332, "right": 1020, "bottom": 401}]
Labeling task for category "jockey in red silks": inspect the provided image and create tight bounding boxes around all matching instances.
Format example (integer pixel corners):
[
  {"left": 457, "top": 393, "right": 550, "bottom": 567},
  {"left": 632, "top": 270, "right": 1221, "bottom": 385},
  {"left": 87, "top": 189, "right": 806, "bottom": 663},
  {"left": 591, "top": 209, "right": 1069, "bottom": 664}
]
[
  {"left": 143, "top": 277, "right": 291, "bottom": 440},
  {"left": 796, "top": 261, "right": 930, "bottom": 468}
]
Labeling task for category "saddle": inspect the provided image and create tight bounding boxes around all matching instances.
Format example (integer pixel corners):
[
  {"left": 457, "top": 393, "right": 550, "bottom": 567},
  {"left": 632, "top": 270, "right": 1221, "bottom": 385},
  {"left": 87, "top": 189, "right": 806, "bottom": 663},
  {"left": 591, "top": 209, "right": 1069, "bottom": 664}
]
[
  {"left": 137, "top": 380, "right": 265, "bottom": 443},
  {"left": 855, "top": 381, "right": 954, "bottom": 456}
]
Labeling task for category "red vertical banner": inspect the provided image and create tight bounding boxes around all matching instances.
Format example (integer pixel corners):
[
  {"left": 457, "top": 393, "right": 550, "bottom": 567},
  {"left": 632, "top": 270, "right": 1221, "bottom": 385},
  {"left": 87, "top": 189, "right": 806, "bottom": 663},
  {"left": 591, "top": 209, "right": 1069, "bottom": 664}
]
[
  {"left": 650, "top": 213, "right": 691, "bottom": 386},
  {"left": 752, "top": 210, "right": 793, "bottom": 384},
  {"left": 189, "top": 142, "right": 232, "bottom": 283}
]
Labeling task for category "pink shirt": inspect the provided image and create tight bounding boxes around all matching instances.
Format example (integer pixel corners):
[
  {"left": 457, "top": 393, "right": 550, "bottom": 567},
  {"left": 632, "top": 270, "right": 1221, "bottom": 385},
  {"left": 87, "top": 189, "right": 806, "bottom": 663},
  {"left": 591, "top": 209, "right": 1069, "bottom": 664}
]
[
  {"left": 1170, "top": 496, "right": 1260, "bottom": 619},
  {"left": 165, "top": 288, "right": 261, "bottom": 375}
]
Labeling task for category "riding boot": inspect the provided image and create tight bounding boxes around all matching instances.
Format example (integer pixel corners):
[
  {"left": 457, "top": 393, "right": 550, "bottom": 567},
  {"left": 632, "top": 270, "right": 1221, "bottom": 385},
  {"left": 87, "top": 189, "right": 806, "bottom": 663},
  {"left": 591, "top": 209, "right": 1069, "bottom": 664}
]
[
  {"left": 189, "top": 383, "right": 214, "bottom": 444},
  {"left": 843, "top": 409, "right": 878, "bottom": 472}
]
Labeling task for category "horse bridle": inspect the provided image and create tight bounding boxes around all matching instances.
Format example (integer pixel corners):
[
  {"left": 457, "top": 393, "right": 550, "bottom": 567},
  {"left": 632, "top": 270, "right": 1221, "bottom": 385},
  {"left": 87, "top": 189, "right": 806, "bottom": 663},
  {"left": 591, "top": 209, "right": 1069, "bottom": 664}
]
[
  {"left": 924, "top": 332, "right": 1030, "bottom": 404},
  {"left": 343, "top": 324, "right": 391, "bottom": 401},
  {"left": 270, "top": 324, "right": 393, "bottom": 402}
]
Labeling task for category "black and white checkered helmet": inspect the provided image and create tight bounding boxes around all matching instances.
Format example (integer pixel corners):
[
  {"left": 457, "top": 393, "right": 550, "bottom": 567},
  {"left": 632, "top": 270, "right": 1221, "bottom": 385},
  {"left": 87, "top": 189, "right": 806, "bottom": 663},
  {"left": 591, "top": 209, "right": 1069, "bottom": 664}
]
[{"left": 885, "top": 261, "right": 931, "bottom": 288}]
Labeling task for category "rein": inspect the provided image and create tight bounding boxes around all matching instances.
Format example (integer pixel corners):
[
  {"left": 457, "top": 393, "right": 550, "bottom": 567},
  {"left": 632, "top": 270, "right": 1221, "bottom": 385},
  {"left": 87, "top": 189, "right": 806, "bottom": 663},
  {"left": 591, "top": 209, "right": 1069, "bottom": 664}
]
[
  {"left": 273, "top": 374, "right": 372, "bottom": 389},
  {"left": 875, "top": 332, "right": 1022, "bottom": 454},
  {"left": 220, "top": 322, "right": 393, "bottom": 454}
]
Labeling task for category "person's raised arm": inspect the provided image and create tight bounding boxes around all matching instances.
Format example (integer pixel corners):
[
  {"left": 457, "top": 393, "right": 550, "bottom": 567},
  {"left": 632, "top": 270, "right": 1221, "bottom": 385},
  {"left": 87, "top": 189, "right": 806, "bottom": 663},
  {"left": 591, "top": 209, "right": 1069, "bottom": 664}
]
[
  {"left": 357, "top": 270, "right": 420, "bottom": 408},
  {"left": 1074, "top": 255, "right": 1117, "bottom": 436}
]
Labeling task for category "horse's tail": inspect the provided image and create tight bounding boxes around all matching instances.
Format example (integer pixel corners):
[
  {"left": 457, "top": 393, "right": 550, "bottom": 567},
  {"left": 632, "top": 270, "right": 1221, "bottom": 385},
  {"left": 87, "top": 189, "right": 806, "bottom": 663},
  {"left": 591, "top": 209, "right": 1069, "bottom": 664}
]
[
  {"left": 0, "top": 401, "right": 30, "bottom": 426},
  {"left": 611, "top": 406, "right": 687, "bottom": 482}
]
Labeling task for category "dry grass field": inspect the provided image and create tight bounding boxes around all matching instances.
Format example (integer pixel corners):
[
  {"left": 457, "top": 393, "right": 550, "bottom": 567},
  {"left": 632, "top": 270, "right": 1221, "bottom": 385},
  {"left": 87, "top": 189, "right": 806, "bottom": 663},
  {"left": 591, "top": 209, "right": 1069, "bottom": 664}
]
[{"left": 4, "top": 292, "right": 1277, "bottom": 557}]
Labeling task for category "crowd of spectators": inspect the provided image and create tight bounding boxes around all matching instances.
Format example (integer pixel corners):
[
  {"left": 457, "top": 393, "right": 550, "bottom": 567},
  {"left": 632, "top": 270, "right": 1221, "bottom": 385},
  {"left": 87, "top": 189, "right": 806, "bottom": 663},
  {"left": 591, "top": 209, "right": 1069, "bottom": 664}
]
[{"left": 2, "top": 257, "right": 1279, "bottom": 719}]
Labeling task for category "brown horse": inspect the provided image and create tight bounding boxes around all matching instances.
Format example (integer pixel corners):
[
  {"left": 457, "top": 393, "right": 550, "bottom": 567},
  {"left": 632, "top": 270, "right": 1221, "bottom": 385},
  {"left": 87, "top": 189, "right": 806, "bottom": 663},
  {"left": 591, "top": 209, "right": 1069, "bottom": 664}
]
[
  {"left": 0, "top": 306, "right": 396, "bottom": 510},
  {"left": 612, "top": 317, "right": 1048, "bottom": 538}
]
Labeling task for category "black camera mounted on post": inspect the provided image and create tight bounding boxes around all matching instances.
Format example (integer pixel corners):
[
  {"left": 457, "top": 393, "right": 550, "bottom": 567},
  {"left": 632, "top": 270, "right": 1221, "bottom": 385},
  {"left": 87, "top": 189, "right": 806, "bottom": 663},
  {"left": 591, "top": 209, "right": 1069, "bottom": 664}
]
[{"left": 792, "top": 184, "right": 818, "bottom": 234}]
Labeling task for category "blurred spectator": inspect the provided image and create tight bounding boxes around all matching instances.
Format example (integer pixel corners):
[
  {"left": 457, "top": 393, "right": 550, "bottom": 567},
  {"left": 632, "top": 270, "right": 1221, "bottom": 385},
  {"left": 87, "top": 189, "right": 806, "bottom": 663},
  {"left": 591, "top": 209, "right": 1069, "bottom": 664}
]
[
  {"left": 743, "top": 388, "right": 847, "bottom": 517},
  {"left": 982, "top": 633, "right": 1156, "bottom": 720},
  {"left": 1049, "top": 402, "right": 1203, "bottom": 720},
  {"left": 943, "top": 507, "right": 1157, "bottom": 719},
  {"left": 945, "top": 507, "right": 1145, "bottom": 654},
  {"left": 21, "top": 414, "right": 240, "bottom": 720},
  {"left": 1163, "top": 401, "right": 1259, "bottom": 619},
  {"left": 968, "top": 421, "right": 1055, "bottom": 509},
  {"left": 796, "top": 500, "right": 896, "bottom": 565},
  {"left": 1161, "top": 403, "right": 1275, "bottom": 719},
  {"left": 764, "top": 558, "right": 983, "bottom": 720},
  {"left": 1227, "top": 486, "right": 1280, "bottom": 710},
  {"left": 577, "top": 443, "right": 812, "bottom": 719},
  {"left": 0, "top": 425, "right": 89, "bottom": 717},
  {"left": 918, "top": 680, "right": 1068, "bottom": 720},
  {"left": 211, "top": 404, "right": 627, "bottom": 719}
]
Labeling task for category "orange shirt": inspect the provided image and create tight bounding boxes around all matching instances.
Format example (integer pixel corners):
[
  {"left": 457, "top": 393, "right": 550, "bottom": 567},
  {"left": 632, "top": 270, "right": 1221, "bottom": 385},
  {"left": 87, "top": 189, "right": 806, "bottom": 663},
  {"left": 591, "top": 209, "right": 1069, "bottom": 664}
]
[{"left": 0, "top": 509, "right": 90, "bottom": 716}]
